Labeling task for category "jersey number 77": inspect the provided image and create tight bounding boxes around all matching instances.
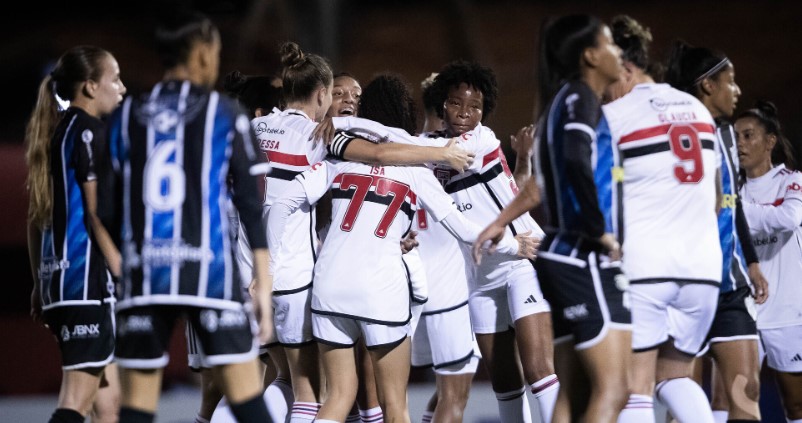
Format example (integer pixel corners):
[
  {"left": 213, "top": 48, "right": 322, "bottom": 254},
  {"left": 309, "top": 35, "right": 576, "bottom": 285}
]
[{"left": 336, "top": 174, "right": 411, "bottom": 238}]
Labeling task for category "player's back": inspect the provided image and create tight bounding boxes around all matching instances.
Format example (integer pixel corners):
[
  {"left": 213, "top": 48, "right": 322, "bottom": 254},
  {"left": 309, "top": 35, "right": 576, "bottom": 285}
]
[
  {"left": 312, "top": 161, "right": 448, "bottom": 324},
  {"left": 255, "top": 108, "right": 326, "bottom": 292},
  {"left": 110, "top": 80, "right": 254, "bottom": 306},
  {"left": 604, "top": 83, "right": 722, "bottom": 283}
]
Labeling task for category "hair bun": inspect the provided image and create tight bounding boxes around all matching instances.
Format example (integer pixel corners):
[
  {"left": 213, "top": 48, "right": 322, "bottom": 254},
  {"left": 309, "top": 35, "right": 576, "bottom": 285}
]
[
  {"left": 755, "top": 100, "right": 778, "bottom": 117},
  {"left": 279, "top": 41, "right": 305, "bottom": 68},
  {"left": 223, "top": 70, "right": 247, "bottom": 94}
]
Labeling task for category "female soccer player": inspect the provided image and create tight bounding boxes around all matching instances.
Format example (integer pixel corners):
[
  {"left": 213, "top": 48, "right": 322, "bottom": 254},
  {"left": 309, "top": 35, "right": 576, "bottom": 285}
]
[
  {"left": 259, "top": 41, "right": 473, "bottom": 423},
  {"left": 736, "top": 101, "right": 802, "bottom": 422},
  {"left": 25, "top": 45, "right": 126, "bottom": 423},
  {"left": 665, "top": 39, "right": 768, "bottom": 423},
  {"left": 474, "top": 14, "right": 631, "bottom": 423}
]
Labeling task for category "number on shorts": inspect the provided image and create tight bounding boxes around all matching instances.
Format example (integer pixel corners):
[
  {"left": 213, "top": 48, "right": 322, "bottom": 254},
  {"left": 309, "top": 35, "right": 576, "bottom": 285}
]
[
  {"left": 668, "top": 124, "right": 704, "bottom": 184},
  {"left": 338, "top": 174, "right": 410, "bottom": 238}
]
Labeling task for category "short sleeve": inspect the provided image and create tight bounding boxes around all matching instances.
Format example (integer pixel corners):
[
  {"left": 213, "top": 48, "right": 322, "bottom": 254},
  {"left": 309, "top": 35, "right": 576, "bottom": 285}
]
[
  {"left": 562, "top": 84, "right": 601, "bottom": 143},
  {"left": 297, "top": 161, "right": 339, "bottom": 205},
  {"left": 413, "top": 167, "right": 457, "bottom": 222},
  {"left": 72, "top": 125, "right": 104, "bottom": 183},
  {"left": 785, "top": 172, "right": 802, "bottom": 203}
]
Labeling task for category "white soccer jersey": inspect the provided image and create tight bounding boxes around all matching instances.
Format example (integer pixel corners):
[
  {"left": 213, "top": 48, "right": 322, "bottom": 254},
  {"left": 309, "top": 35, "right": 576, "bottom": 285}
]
[
  {"left": 740, "top": 164, "right": 802, "bottom": 329},
  {"left": 254, "top": 108, "right": 328, "bottom": 293},
  {"left": 333, "top": 117, "right": 545, "bottom": 291},
  {"left": 268, "top": 160, "right": 520, "bottom": 324},
  {"left": 603, "top": 83, "right": 722, "bottom": 283}
]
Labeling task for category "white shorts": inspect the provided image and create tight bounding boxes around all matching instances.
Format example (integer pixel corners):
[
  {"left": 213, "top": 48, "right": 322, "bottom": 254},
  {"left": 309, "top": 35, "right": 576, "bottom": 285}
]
[
  {"left": 759, "top": 325, "right": 802, "bottom": 372},
  {"left": 312, "top": 313, "right": 409, "bottom": 349},
  {"left": 469, "top": 265, "right": 550, "bottom": 334},
  {"left": 409, "top": 301, "right": 424, "bottom": 337},
  {"left": 412, "top": 302, "right": 476, "bottom": 372},
  {"left": 274, "top": 288, "right": 313, "bottom": 346},
  {"left": 630, "top": 282, "right": 718, "bottom": 355}
]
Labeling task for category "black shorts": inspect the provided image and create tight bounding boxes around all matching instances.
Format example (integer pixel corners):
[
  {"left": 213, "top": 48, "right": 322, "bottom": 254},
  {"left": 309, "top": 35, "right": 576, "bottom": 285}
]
[
  {"left": 116, "top": 305, "right": 257, "bottom": 369},
  {"left": 700, "top": 285, "right": 758, "bottom": 354},
  {"left": 535, "top": 250, "right": 631, "bottom": 349},
  {"left": 44, "top": 302, "right": 115, "bottom": 370}
]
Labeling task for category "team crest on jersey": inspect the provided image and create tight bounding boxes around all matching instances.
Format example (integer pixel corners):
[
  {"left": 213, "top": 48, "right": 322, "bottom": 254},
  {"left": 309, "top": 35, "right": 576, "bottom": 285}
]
[
  {"left": 152, "top": 109, "right": 179, "bottom": 133},
  {"left": 434, "top": 168, "right": 453, "bottom": 188}
]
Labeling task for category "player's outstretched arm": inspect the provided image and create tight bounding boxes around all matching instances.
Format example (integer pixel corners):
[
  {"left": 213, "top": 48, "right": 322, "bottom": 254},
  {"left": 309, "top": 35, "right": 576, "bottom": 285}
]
[{"left": 472, "top": 177, "right": 540, "bottom": 263}]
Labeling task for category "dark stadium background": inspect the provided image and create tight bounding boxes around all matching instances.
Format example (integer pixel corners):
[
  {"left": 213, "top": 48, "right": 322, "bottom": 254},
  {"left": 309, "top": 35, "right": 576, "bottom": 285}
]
[{"left": 1, "top": 1, "right": 799, "bottom": 420}]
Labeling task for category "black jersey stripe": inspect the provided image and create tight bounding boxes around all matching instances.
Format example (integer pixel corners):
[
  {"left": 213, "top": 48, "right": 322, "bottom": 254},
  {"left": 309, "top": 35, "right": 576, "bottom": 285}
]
[{"left": 621, "top": 139, "right": 715, "bottom": 159}]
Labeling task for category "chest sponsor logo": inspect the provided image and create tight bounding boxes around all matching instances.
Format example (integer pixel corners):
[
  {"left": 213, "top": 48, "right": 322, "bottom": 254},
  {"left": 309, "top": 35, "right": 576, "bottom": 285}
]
[{"left": 753, "top": 236, "right": 778, "bottom": 246}]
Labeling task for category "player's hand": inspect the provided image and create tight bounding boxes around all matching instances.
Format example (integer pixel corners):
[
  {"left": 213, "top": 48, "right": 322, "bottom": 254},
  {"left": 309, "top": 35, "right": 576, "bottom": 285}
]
[
  {"left": 748, "top": 262, "right": 769, "bottom": 304},
  {"left": 443, "top": 138, "right": 474, "bottom": 173},
  {"left": 30, "top": 287, "right": 43, "bottom": 324},
  {"left": 598, "top": 232, "right": 621, "bottom": 261},
  {"left": 513, "top": 230, "right": 540, "bottom": 260},
  {"left": 250, "top": 277, "right": 275, "bottom": 344},
  {"left": 311, "top": 116, "right": 335, "bottom": 145},
  {"left": 510, "top": 124, "right": 535, "bottom": 158},
  {"left": 401, "top": 230, "right": 419, "bottom": 254},
  {"left": 473, "top": 222, "right": 506, "bottom": 265}
]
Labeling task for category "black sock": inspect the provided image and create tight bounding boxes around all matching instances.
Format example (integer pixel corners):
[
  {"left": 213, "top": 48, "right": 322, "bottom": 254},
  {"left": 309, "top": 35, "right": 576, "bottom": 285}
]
[
  {"left": 229, "top": 394, "right": 272, "bottom": 423},
  {"left": 119, "top": 406, "right": 155, "bottom": 423},
  {"left": 49, "top": 408, "right": 84, "bottom": 423}
]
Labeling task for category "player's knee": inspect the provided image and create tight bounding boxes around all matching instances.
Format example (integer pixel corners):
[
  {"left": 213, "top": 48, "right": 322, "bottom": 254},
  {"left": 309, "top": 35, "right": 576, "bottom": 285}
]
[{"left": 437, "top": 382, "right": 470, "bottom": 409}]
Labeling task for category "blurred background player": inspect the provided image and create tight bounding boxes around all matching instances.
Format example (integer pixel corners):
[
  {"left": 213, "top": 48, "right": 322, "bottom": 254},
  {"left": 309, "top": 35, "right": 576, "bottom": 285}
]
[{"left": 102, "top": 11, "right": 274, "bottom": 423}]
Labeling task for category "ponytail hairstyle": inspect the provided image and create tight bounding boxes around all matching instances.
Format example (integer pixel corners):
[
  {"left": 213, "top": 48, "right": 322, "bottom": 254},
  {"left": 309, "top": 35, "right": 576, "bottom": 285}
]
[
  {"left": 737, "top": 100, "right": 796, "bottom": 170},
  {"left": 358, "top": 73, "right": 418, "bottom": 136},
  {"left": 664, "top": 40, "right": 729, "bottom": 97},
  {"left": 538, "top": 14, "right": 604, "bottom": 112},
  {"left": 25, "top": 45, "right": 111, "bottom": 229},
  {"left": 223, "top": 70, "right": 282, "bottom": 117},
  {"left": 611, "top": 15, "right": 661, "bottom": 77},
  {"left": 279, "top": 41, "right": 333, "bottom": 104}
]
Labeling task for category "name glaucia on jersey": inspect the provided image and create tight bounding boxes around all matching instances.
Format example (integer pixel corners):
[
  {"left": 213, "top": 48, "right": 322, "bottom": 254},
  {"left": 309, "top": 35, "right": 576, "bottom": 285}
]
[{"left": 649, "top": 97, "right": 698, "bottom": 124}]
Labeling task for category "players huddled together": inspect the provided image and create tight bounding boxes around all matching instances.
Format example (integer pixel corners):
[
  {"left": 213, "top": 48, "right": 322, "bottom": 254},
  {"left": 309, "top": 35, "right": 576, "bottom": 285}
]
[{"left": 24, "top": 8, "right": 802, "bottom": 423}]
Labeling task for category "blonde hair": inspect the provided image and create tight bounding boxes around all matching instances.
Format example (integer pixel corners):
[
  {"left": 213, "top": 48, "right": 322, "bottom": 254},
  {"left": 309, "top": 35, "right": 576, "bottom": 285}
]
[{"left": 25, "top": 76, "right": 59, "bottom": 229}]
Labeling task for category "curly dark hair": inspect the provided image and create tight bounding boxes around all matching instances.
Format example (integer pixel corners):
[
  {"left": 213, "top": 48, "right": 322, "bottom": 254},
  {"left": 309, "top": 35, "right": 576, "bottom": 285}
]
[
  {"left": 358, "top": 73, "right": 417, "bottom": 135},
  {"left": 429, "top": 60, "right": 498, "bottom": 121}
]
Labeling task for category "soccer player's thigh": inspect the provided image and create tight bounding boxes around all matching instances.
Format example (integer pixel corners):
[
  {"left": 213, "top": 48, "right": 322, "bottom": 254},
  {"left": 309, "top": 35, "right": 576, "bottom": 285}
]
[
  {"left": 468, "top": 286, "right": 511, "bottom": 336},
  {"left": 422, "top": 305, "right": 476, "bottom": 371},
  {"left": 668, "top": 283, "right": 719, "bottom": 354},
  {"left": 115, "top": 305, "right": 179, "bottom": 368},
  {"left": 45, "top": 303, "right": 116, "bottom": 370},
  {"left": 273, "top": 288, "right": 313, "bottom": 347},
  {"left": 535, "top": 254, "right": 605, "bottom": 349},
  {"left": 186, "top": 306, "right": 258, "bottom": 368},
  {"left": 759, "top": 325, "right": 802, "bottom": 374}
]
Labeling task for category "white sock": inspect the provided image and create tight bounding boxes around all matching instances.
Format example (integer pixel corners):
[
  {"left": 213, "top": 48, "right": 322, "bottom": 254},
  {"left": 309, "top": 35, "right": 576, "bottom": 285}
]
[
  {"left": 616, "top": 394, "right": 654, "bottom": 423},
  {"left": 195, "top": 415, "right": 211, "bottom": 423},
  {"left": 495, "top": 387, "right": 533, "bottom": 423},
  {"left": 712, "top": 410, "right": 728, "bottom": 423},
  {"left": 346, "top": 410, "right": 361, "bottom": 423},
  {"left": 289, "top": 401, "right": 321, "bottom": 422},
  {"left": 264, "top": 377, "right": 293, "bottom": 423},
  {"left": 421, "top": 410, "right": 434, "bottom": 423},
  {"left": 359, "top": 406, "right": 383, "bottom": 423},
  {"left": 655, "top": 378, "right": 714, "bottom": 423},
  {"left": 787, "top": 419, "right": 802, "bottom": 423},
  {"left": 530, "top": 374, "right": 559, "bottom": 423},
  {"left": 315, "top": 420, "right": 339, "bottom": 423}
]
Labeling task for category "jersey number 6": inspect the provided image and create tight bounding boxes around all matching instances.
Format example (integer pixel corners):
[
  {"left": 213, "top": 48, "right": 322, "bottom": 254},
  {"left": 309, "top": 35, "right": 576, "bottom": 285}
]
[
  {"left": 338, "top": 174, "right": 410, "bottom": 238},
  {"left": 144, "top": 140, "right": 186, "bottom": 211}
]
